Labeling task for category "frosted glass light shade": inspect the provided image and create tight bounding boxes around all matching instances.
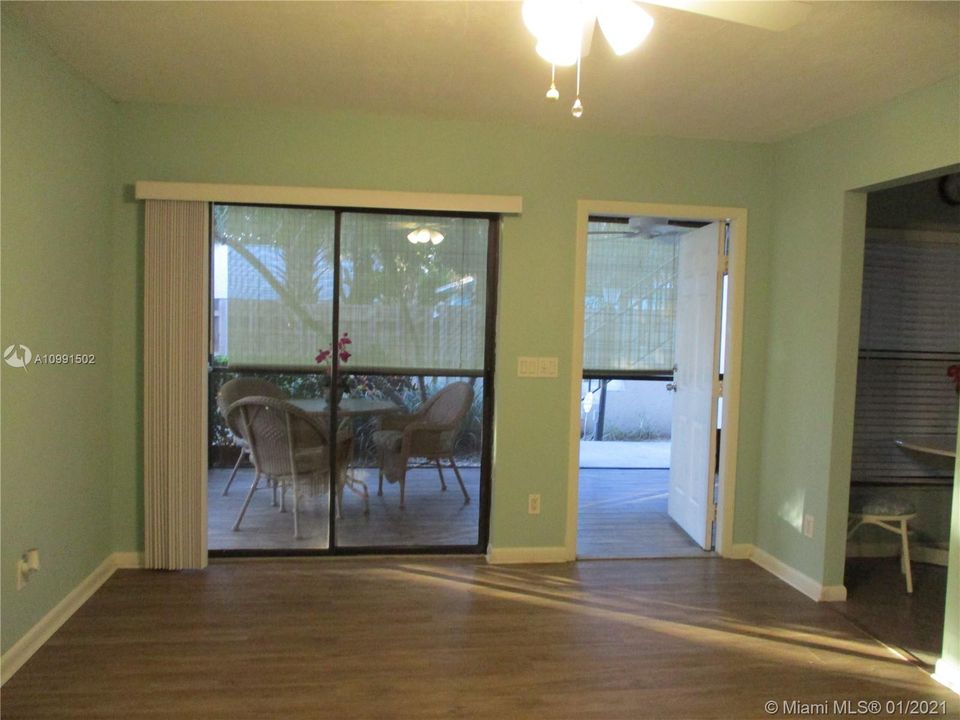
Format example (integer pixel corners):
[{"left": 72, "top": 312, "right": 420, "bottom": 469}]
[
  {"left": 596, "top": 0, "right": 653, "bottom": 55},
  {"left": 527, "top": 0, "right": 586, "bottom": 67},
  {"left": 407, "top": 227, "right": 444, "bottom": 245}
]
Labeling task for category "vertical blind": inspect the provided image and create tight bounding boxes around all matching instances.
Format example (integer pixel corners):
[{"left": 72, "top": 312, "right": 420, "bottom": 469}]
[
  {"left": 144, "top": 200, "right": 209, "bottom": 569},
  {"left": 214, "top": 205, "right": 489, "bottom": 370},
  {"left": 583, "top": 221, "right": 678, "bottom": 372},
  {"left": 851, "top": 233, "right": 960, "bottom": 481}
]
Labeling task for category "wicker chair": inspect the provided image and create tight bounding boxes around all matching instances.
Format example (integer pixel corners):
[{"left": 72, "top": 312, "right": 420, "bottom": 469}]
[
  {"left": 227, "top": 396, "right": 366, "bottom": 538},
  {"left": 371, "top": 382, "right": 474, "bottom": 508},
  {"left": 216, "top": 377, "right": 287, "bottom": 497}
]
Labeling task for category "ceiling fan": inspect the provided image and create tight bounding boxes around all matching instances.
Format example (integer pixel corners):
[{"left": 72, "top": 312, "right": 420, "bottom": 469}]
[
  {"left": 386, "top": 219, "right": 453, "bottom": 245},
  {"left": 590, "top": 217, "right": 708, "bottom": 239},
  {"left": 522, "top": 0, "right": 813, "bottom": 116}
]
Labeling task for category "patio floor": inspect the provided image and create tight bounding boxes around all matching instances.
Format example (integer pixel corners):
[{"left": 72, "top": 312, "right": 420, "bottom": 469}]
[
  {"left": 209, "top": 440, "right": 704, "bottom": 558},
  {"left": 208, "top": 465, "right": 481, "bottom": 551}
]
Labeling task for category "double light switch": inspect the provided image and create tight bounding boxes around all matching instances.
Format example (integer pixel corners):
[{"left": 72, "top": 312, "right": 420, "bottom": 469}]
[{"left": 518, "top": 356, "right": 559, "bottom": 378}]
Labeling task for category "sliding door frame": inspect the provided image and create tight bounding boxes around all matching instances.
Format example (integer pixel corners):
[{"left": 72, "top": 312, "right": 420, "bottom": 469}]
[{"left": 207, "top": 202, "right": 500, "bottom": 557}]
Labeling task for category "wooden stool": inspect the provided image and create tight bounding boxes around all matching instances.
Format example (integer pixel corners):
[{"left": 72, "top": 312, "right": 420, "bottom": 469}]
[{"left": 848, "top": 498, "right": 917, "bottom": 593}]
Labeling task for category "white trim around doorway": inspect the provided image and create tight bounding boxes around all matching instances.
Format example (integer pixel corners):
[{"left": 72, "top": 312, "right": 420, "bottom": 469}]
[{"left": 565, "top": 200, "right": 748, "bottom": 559}]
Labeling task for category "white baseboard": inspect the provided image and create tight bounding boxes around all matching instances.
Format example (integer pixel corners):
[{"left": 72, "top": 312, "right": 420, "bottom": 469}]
[
  {"left": 485, "top": 546, "right": 572, "bottom": 564},
  {"left": 912, "top": 545, "right": 949, "bottom": 566},
  {"left": 846, "top": 541, "right": 948, "bottom": 566},
  {"left": 750, "top": 546, "right": 847, "bottom": 602},
  {"left": 724, "top": 543, "right": 755, "bottom": 559},
  {"left": 113, "top": 551, "right": 144, "bottom": 569},
  {"left": 845, "top": 540, "right": 901, "bottom": 558},
  {"left": 933, "top": 657, "right": 960, "bottom": 696},
  {"left": 1, "top": 551, "right": 139, "bottom": 685}
]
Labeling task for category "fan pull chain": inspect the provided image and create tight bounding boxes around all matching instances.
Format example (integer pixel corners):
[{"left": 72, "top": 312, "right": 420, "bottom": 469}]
[
  {"left": 546, "top": 63, "right": 559, "bottom": 100},
  {"left": 572, "top": 51, "right": 584, "bottom": 117}
]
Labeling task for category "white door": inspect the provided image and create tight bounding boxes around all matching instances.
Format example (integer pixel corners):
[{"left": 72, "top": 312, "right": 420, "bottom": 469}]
[{"left": 667, "top": 222, "right": 723, "bottom": 549}]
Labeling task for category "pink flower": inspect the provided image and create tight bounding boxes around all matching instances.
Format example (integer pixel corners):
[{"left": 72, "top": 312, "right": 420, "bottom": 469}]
[{"left": 316, "top": 332, "right": 352, "bottom": 366}]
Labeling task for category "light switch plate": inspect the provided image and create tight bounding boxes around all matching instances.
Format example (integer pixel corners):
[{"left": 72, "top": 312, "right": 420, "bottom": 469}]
[
  {"left": 538, "top": 357, "right": 558, "bottom": 377},
  {"left": 518, "top": 357, "right": 539, "bottom": 377}
]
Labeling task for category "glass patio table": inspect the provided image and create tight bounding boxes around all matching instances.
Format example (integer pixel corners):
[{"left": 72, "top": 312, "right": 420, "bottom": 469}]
[{"left": 289, "top": 397, "right": 400, "bottom": 418}]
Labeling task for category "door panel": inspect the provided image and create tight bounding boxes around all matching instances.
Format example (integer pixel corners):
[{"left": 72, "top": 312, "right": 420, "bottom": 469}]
[{"left": 668, "top": 222, "right": 722, "bottom": 549}]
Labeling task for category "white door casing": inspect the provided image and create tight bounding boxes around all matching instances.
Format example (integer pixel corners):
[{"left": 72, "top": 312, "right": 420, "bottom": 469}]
[{"left": 667, "top": 222, "right": 723, "bottom": 549}]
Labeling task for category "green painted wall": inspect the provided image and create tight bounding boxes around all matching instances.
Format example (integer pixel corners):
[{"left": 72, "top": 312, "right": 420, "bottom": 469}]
[
  {"left": 0, "top": 12, "right": 117, "bottom": 653},
  {"left": 757, "top": 75, "right": 960, "bottom": 588},
  {"left": 109, "top": 104, "right": 775, "bottom": 553},
  {"left": 5, "top": 9, "right": 957, "bottom": 675}
]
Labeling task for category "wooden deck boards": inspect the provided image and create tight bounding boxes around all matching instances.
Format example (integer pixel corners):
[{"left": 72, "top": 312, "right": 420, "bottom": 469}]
[{"left": 209, "top": 467, "right": 705, "bottom": 558}]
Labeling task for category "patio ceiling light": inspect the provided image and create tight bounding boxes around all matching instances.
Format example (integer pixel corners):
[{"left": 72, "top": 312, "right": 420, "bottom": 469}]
[{"left": 407, "top": 227, "right": 444, "bottom": 245}]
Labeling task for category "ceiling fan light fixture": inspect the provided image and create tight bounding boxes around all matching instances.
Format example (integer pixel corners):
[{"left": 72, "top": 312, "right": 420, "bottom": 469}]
[
  {"left": 407, "top": 227, "right": 444, "bottom": 245},
  {"left": 596, "top": 0, "right": 654, "bottom": 55},
  {"left": 535, "top": 37, "right": 580, "bottom": 67}
]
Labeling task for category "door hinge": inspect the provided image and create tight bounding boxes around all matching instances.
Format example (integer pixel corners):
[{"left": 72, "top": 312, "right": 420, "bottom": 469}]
[{"left": 715, "top": 379, "right": 723, "bottom": 397}]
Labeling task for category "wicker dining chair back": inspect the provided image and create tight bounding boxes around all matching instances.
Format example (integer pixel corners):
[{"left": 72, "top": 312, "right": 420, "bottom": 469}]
[
  {"left": 417, "top": 382, "right": 474, "bottom": 455},
  {"left": 216, "top": 377, "right": 286, "bottom": 440},
  {"left": 372, "top": 381, "right": 474, "bottom": 508},
  {"left": 226, "top": 396, "right": 359, "bottom": 537},
  {"left": 227, "top": 396, "right": 331, "bottom": 486}
]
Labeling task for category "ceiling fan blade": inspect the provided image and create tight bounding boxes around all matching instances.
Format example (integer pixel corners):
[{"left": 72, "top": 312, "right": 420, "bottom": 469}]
[{"left": 642, "top": 1, "right": 812, "bottom": 31}]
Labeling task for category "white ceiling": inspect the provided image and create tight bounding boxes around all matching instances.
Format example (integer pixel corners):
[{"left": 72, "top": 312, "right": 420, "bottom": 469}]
[{"left": 5, "top": 1, "right": 958, "bottom": 143}]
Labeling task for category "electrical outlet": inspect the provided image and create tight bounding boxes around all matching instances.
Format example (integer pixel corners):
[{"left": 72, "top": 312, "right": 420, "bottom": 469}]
[
  {"left": 538, "top": 357, "right": 558, "bottom": 377},
  {"left": 528, "top": 494, "right": 541, "bottom": 515},
  {"left": 16, "top": 548, "right": 40, "bottom": 591},
  {"left": 803, "top": 514, "right": 815, "bottom": 538},
  {"left": 518, "top": 357, "right": 539, "bottom": 377}
]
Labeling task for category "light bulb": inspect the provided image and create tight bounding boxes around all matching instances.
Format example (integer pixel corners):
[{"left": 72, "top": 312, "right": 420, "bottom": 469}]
[
  {"left": 596, "top": 0, "right": 654, "bottom": 56},
  {"left": 536, "top": 36, "right": 580, "bottom": 67},
  {"left": 527, "top": 0, "right": 584, "bottom": 67},
  {"left": 407, "top": 228, "right": 432, "bottom": 244},
  {"left": 572, "top": 97, "right": 583, "bottom": 118}
]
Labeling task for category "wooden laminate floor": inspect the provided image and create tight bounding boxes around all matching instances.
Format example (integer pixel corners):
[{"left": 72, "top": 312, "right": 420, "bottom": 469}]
[
  {"left": 3, "top": 558, "right": 956, "bottom": 719},
  {"left": 839, "top": 558, "right": 948, "bottom": 668},
  {"left": 577, "top": 469, "right": 709, "bottom": 559}
]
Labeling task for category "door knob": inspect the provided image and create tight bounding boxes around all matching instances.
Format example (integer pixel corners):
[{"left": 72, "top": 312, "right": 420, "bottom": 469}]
[{"left": 666, "top": 382, "right": 677, "bottom": 392}]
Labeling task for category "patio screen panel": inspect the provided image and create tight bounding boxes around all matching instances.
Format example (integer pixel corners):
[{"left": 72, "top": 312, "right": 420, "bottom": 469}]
[
  {"left": 340, "top": 212, "right": 488, "bottom": 371},
  {"left": 213, "top": 205, "right": 488, "bottom": 371},
  {"left": 583, "top": 221, "right": 679, "bottom": 372}
]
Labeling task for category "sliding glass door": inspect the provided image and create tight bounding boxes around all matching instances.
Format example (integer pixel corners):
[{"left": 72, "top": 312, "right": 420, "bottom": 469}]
[
  {"left": 336, "top": 212, "right": 491, "bottom": 548},
  {"left": 207, "top": 203, "right": 495, "bottom": 554}
]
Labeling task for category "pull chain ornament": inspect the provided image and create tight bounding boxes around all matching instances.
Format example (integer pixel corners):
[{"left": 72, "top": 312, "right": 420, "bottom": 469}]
[
  {"left": 572, "top": 52, "right": 584, "bottom": 117},
  {"left": 545, "top": 64, "right": 560, "bottom": 100}
]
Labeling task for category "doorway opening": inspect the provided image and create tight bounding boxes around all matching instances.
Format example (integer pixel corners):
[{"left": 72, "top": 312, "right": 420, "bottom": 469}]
[
  {"left": 842, "top": 171, "right": 959, "bottom": 668},
  {"left": 576, "top": 214, "right": 729, "bottom": 559}
]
